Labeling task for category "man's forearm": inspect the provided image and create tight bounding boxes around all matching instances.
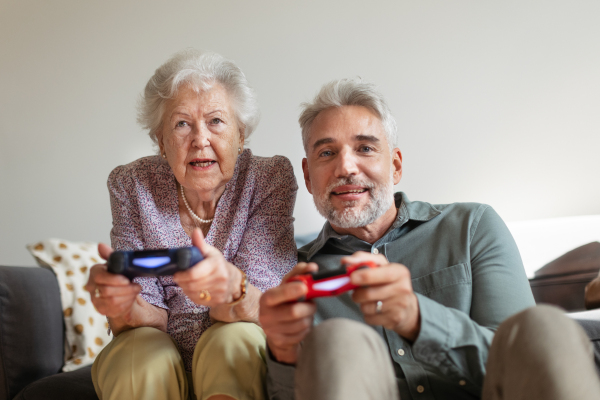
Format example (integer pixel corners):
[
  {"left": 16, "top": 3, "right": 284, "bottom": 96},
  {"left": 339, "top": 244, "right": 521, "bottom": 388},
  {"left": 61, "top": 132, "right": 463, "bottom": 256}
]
[{"left": 108, "top": 295, "right": 168, "bottom": 336}]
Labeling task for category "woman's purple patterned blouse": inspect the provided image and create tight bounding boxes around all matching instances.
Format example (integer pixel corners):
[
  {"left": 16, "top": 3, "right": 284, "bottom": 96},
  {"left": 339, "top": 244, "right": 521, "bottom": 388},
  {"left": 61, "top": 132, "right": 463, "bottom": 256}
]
[{"left": 108, "top": 149, "right": 298, "bottom": 370}]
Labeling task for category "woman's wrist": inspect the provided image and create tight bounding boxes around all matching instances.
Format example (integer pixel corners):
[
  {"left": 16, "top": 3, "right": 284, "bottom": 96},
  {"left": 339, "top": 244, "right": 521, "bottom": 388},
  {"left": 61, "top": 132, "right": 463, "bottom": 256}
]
[{"left": 229, "top": 268, "right": 247, "bottom": 305}]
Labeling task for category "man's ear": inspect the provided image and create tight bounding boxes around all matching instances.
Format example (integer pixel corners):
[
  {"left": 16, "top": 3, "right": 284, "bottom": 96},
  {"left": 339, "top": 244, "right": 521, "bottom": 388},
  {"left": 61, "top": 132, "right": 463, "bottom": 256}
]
[
  {"left": 302, "top": 158, "right": 313, "bottom": 194},
  {"left": 392, "top": 148, "right": 403, "bottom": 185}
]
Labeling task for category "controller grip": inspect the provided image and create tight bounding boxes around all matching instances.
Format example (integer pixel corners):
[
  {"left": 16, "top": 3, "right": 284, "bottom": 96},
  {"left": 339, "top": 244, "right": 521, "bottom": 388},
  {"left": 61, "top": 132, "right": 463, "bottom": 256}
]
[
  {"left": 107, "top": 252, "right": 126, "bottom": 274},
  {"left": 177, "top": 247, "right": 203, "bottom": 270},
  {"left": 176, "top": 248, "right": 191, "bottom": 271}
]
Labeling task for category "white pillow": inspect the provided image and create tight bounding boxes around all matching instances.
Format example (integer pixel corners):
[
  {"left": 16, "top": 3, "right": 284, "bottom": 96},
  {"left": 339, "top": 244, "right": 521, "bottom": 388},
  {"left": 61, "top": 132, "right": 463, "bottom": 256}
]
[{"left": 26, "top": 238, "right": 112, "bottom": 371}]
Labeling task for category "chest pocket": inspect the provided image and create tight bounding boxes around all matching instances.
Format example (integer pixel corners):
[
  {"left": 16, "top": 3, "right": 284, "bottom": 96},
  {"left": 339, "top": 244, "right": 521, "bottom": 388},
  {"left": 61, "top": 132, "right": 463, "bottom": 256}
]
[{"left": 411, "top": 263, "right": 472, "bottom": 313}]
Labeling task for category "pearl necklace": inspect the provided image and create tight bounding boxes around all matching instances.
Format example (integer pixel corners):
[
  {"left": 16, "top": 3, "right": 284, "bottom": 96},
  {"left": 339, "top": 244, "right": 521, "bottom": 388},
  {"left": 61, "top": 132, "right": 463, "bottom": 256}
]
[{"left": 180, "top": 184, "right": 214, "bottom": 224}]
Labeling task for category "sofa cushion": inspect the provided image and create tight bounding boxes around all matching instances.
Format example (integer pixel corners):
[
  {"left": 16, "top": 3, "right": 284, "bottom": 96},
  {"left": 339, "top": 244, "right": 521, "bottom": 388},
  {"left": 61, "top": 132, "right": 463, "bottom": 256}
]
[
  {"left": 569, "top": 308, "right": 600, "bottom": 376},
  {"left": 0, "top": 266, "right": 64, "bottom": 400},
  {"left": 13, "top": 366, "right": 97, "bottom": 400}
]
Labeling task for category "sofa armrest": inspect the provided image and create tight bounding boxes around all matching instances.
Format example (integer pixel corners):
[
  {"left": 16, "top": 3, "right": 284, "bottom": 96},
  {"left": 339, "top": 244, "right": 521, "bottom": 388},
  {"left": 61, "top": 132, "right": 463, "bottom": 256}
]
[{"left": 0, "top": 266, "right": 64, "bottom": 400}]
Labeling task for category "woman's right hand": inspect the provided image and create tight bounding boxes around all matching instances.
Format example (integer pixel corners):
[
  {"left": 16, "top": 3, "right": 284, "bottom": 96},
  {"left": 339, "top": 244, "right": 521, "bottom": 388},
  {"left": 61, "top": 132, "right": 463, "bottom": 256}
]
[{"left": 85, "top": 243, "right": 142, "bottom": 319}]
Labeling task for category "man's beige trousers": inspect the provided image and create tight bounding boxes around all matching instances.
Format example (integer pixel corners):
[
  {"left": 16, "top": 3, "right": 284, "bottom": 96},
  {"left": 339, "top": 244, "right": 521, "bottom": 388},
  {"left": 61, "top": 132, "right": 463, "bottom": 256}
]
[{"left": 295, "top": 305, "right": 600, "bottom": 400}]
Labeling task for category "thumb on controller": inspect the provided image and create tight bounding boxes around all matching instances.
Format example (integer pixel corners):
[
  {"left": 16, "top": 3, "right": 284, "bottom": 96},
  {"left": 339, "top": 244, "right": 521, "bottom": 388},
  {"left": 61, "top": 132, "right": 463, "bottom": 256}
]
[{"left": 191, "top": 228, "right": 213, "bottom": 257}]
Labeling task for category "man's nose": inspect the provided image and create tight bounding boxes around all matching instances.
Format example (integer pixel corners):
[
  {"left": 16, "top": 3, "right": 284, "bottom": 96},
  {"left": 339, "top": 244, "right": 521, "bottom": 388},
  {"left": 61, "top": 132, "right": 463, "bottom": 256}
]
[{"left": 334, "top": 149, "right": 359, "bottom": 177}]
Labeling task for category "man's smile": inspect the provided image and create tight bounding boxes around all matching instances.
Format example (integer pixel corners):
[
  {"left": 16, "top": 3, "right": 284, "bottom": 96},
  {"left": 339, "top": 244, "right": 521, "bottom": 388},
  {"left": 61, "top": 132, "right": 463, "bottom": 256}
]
[{"left": 330, "top": 185, "right": 370, "bottom": 201}]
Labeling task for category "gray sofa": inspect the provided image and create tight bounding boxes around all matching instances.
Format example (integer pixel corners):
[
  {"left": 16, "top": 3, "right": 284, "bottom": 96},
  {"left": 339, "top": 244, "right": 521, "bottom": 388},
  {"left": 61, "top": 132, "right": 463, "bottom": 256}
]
[
  {"left": 2, "top": 264, "right": 600, "bottom": 400},
  {"left": 0, "top": 266, "right": 97, "bottom": 400}
]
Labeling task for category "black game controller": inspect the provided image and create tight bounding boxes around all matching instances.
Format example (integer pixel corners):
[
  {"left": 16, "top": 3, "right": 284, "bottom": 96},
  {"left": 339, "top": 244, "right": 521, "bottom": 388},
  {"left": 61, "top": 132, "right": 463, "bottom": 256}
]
[{"left": 107, "top": 246, "right": 203, "bottom": 279}]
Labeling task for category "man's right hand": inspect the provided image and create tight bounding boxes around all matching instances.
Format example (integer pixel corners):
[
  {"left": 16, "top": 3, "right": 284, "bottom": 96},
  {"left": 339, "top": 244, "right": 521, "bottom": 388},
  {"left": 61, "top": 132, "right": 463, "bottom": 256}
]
[
  {"left": 84, "top": 243, "right": 141, "bottom": 320},
  {"left": 259, "top": 262, "right": 318, "bottom": 365}
]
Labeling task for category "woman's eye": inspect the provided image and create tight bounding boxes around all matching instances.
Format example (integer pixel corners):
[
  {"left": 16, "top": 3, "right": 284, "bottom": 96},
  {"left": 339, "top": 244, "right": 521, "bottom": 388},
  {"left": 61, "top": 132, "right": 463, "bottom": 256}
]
[
  {"left": 210, "top": 118, "right": 222, "bottom": 125},
  {"left": 175, "top": 121, "right": 188, "bottom": 128}
]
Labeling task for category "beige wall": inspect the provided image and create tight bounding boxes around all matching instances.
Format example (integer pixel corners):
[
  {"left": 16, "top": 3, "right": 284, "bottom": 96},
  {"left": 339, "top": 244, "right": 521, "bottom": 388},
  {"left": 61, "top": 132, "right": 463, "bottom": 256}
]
[{"left": 1, "top": 0, "right": 599, "bottom": 265}]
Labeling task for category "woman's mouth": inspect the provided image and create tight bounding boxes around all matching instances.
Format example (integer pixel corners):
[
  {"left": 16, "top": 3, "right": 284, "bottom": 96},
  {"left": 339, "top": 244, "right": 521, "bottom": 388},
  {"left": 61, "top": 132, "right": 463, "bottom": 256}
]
[{"left": 189, "top": 160, "right": 216, "bottom": 167}]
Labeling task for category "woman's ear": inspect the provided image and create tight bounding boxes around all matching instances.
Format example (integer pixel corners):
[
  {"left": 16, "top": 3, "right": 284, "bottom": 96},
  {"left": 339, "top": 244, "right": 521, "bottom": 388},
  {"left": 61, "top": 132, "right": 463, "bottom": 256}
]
[
  {"left": 156, "top": 132, "right": 166, "bottom": 158},
  {"left": 238, "top": 125, "right": 246, "bottom": 152}
]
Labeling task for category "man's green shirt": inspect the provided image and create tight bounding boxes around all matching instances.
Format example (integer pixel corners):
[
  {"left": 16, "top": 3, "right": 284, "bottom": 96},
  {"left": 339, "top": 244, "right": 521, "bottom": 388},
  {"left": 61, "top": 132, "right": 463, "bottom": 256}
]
[{"left": 267, "top": 192, "right": 535, "bottom": 400}]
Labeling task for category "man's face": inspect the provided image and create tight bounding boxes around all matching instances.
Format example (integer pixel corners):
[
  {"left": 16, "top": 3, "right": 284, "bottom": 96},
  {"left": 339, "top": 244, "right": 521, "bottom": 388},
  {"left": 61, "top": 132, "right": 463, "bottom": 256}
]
[{"left": 302, "top": 105, "right": 402, "bottom": 229}]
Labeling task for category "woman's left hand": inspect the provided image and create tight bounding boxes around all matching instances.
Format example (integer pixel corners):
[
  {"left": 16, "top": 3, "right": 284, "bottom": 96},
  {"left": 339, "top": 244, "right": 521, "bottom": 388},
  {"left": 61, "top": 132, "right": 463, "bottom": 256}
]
[{"left": 173, "top": 229, "right": 243, "bottom": 307}]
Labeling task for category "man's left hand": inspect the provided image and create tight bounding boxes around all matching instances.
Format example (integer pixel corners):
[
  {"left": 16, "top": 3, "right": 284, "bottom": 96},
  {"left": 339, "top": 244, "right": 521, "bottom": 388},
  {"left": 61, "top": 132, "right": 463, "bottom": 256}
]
[{"left": 345, "top": 251, "right": 421, "bottom": 342}]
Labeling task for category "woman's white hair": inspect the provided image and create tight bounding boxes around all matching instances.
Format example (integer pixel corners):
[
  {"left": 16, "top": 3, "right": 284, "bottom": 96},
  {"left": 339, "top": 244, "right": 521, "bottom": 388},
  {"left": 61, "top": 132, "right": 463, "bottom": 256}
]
[
  {"left": 138, "top": 49, "right": 260, "bottom": 146},
  {"left": 299, "top": 78, "right": 397, "bottom": 154}
]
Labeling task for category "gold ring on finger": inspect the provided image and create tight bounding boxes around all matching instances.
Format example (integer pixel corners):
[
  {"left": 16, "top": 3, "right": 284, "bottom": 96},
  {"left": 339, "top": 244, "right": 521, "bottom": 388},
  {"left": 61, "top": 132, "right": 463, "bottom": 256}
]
[{"left": 199, "top": 289, "right": 211, "bottom": 302}]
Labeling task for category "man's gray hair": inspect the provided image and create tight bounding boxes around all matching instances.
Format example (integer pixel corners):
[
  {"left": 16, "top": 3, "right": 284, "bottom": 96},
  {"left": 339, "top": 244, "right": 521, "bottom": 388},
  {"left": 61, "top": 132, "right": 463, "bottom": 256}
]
[
  {"left": 138, "top": 49, "right": 260, "bottom": 145},
  {"left": 299, "top": 78, "right": 397, "bottom": 154}
]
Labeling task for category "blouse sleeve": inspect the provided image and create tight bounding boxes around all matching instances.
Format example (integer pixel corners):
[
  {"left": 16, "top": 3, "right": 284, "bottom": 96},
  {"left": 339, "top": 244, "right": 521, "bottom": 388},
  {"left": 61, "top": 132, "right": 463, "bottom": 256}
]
[
  {"left": 107, "top": 166, "right": 168, "bottom": 309},
  {"left": 233, "top": 156, "right": 298, "bottom": 292}
]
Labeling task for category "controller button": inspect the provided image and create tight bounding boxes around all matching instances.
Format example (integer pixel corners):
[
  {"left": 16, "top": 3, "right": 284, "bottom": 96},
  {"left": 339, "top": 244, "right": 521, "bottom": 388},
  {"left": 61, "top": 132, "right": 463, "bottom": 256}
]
[
  {"left": 397, "top": 349, "right": 405, "bottom": 356},
  {"left": 372, "top": 248, "right": 379, "bottom": 255}
]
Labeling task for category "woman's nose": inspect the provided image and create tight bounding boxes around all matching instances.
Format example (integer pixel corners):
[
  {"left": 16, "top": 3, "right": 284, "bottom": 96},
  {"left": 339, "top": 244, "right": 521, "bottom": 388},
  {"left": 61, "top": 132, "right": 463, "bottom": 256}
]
[{"left": 191, "top": 123, "right": 211, "bottom": 148}]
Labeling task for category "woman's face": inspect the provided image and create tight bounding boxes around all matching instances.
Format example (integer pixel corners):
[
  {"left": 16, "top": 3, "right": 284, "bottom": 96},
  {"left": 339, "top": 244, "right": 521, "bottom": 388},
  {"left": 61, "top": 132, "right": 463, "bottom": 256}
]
[{"left": 158, "top": 84, "right": 244, "bottom": 201}]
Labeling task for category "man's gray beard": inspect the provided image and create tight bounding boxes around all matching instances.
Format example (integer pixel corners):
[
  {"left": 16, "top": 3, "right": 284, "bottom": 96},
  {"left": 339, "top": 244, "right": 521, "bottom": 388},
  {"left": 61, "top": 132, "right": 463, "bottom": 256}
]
[{"left": 313, "top": 173, "right": 395, "bottom": 229}]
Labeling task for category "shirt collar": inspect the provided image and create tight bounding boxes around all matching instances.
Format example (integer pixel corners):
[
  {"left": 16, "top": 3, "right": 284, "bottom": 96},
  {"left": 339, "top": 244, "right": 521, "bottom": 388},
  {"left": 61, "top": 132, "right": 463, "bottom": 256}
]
[{"left": 306, "top": 192, "right": 441, "bottom": 261}]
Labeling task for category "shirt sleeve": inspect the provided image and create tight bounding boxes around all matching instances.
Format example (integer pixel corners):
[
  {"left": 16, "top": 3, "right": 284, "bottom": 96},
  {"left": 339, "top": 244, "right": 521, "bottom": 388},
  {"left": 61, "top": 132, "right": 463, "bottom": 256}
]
[
  {"left": 410, "top": 205, "right": 535, "bottom": 393},
  {"left": 266, "top": 347, "right": 296, "bottom": 400},
  {"left": 233, "top": 156, "right": 298, "bottom": 292},
  {"left": 107, "top": 166, "right": 167, "bottom": 309}
]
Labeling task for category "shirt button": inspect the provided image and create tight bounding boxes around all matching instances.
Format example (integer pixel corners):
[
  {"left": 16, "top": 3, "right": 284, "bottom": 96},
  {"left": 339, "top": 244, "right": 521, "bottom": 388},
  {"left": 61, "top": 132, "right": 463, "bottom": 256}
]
[
  {"left": 372, "top": 248, "right": 379, "bottom": 254},
  {"left": 397, "top": 349, "right": 405, "bottom": 356},
  {"left": 193, "top": 322, "right": 199, "bottom": 330},
  {"left": 417, "top": 385, "right": 425, "bottom": 393},
  {"left": 459, "top": 380, "right": 466, "bottom": 386},
  {"left": 193, "top": 309, "right": 199, "bottom": 314}
]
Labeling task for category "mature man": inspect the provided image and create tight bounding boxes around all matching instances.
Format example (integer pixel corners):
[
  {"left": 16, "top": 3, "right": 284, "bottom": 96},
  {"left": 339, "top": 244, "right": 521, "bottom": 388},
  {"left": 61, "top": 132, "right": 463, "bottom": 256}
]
[{"left": 259, "top": 78, "right": 600, "bottom": 400}]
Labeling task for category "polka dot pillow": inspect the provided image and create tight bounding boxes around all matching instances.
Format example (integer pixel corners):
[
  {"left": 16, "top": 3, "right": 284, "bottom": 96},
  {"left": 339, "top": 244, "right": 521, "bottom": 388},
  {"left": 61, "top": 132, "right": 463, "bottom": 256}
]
[{"left": 26, "top": 238, "right": 112, "bottom": 371}]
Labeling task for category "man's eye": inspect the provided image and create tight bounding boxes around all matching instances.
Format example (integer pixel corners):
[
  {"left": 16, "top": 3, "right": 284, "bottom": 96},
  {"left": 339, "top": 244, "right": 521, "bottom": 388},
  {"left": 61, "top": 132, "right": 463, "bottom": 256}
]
[
  {"left": 176, "top": 121, "right": 188, "bottom": 128},
  {"left": 319, "top": 150, "right": 333, "bottom": 157},
  {"left": 359, "top": 146, "right": 373, "bottom": 153}
]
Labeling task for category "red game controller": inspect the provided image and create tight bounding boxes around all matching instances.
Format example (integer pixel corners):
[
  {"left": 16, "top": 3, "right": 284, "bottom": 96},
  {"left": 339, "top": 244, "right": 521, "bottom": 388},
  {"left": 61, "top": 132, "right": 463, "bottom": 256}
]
[{"left": 289, "top": 261, "right": 377, "bottom": 300}]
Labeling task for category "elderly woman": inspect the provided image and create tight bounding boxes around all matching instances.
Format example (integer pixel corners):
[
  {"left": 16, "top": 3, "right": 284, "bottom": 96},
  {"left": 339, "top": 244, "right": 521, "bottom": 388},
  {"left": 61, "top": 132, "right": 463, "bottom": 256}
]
[{"left": 85, "top": 50, "right": 297, "bottom": 400}]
